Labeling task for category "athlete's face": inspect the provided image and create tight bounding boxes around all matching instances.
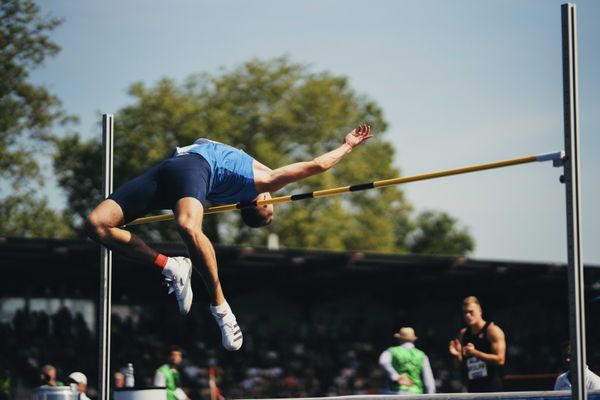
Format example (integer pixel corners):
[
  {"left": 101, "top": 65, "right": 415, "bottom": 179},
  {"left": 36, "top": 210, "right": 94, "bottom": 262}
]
[
  {"left": 462, "top": 303, "right": 483, "bottom": 326},
  {"left": 255, "top": 192, "right": 274, "bottom": 224}
]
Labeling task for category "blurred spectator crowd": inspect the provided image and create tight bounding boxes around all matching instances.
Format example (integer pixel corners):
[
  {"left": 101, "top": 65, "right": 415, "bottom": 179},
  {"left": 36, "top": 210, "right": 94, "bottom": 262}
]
[{"left": 0, "top": 301, "right": 598, "bottom": 400}]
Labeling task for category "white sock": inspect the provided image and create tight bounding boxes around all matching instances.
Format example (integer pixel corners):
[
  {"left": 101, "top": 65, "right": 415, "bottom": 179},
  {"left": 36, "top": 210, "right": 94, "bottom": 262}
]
[{"left": 210, "top": 301, "right": 231, "bottom": 317}]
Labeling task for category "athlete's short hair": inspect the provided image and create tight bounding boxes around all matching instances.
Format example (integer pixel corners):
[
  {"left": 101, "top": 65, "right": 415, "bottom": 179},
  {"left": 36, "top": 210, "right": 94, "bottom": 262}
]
[
  {"left": 462, "top": 296, "right": 481, "bottom": 308},
  {"left": 241, "top": 207, "right": 272, "bottom": 228}
]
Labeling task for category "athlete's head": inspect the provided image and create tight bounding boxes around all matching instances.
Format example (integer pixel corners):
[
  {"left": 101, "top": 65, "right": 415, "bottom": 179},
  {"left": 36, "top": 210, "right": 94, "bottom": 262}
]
[
  {"left": 462, "top": 296, "right": 483, "bottom": 326},
  {"left": 241, "top": 192, "right": 274, "bottom": 228}
]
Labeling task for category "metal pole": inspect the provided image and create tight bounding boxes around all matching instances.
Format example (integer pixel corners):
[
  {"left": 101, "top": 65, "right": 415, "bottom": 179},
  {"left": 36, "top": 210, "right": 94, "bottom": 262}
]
[
  {"left": 561, "top": 4, "right": 586, "bottom": 400},
  {"left": 99, "top": 114, "right": 114, "bottom": 400}
]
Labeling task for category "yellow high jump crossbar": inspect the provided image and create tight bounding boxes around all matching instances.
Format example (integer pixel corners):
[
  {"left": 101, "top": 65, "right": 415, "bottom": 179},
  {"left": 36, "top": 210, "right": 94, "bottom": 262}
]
[{"left": 125, "top": 150, "right": 564, "bottom": 227}]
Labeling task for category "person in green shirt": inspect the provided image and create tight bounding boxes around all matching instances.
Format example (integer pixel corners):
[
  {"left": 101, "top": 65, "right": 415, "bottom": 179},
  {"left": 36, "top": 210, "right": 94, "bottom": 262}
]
[
  {"left": 154, "top": 346, "right": 190, "bottom": 400},
  {"left": 378, "top": 327, "right": 436, "bottom": 394}
]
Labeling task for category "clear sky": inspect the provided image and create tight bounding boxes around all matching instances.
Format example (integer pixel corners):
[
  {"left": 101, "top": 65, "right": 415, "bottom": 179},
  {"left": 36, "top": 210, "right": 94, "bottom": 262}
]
[{"left": 31, "top": 0, "right": 600, "bottom": 265}]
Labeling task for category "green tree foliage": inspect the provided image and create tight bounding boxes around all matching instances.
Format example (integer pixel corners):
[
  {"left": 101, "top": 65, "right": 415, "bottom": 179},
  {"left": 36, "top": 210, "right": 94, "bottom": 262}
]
[
  {"left": 408, "top": 210, "right": 474, "bottom": 256},
  {"left": 0, "top": 0, "right": 73, "bottom": 237},
  {"left": 0, "top": 192, "right": 72, "bottom": 238},
  {"left": 54, "top": 57, "right": 474, "bottom": 255}
]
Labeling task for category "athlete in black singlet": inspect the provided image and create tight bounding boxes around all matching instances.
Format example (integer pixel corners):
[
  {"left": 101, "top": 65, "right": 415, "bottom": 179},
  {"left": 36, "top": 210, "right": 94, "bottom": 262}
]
[{"left": 449, "top": 296, "right": 506, "bottom": 392}]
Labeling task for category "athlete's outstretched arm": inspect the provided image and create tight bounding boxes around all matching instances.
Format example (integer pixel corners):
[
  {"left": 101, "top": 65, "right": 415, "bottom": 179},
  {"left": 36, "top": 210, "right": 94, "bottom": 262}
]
[{"left": 256, "top": 125, "right": 373, "bottom": 192}]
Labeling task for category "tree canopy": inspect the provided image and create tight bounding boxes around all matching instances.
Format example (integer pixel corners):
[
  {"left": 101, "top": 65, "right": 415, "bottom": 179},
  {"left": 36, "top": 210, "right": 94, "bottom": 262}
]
[
  {"left": 53, "top": 57, "right": 474, "bottom": 255},
  {"left": 0, "top": 0, "right": 74, "bottom": 237},
  {"left": 408, "top": 210, "right": 474, "bottom": 256},
  {"left": 0, "top": 0, "right": 475, "bottom": 255}
]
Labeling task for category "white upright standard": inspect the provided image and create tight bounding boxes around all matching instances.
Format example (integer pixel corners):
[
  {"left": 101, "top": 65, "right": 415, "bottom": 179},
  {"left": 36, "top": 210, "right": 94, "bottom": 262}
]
[
  {"left": 561, "top": 4, "right": 586, "bottom": 400},
  {"left": 99, "top": 114, "right": 114, "bottom": 400}
]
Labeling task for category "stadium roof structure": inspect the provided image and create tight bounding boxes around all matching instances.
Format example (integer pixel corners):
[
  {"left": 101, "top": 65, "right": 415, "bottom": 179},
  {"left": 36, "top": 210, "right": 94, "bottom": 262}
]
[{"left": 1, "top": 236, "right": 599, "bottom": 306}]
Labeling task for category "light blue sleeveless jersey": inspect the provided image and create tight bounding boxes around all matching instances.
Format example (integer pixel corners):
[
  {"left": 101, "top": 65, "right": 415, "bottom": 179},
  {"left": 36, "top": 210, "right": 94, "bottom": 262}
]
[{"left": 174, "top": 138, "right": 259, "bottom": 204}]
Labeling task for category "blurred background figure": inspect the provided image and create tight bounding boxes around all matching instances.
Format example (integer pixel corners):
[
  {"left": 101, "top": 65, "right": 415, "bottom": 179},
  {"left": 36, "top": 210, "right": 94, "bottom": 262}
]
[
  {"left": 554, "top": 341, "right": 600, "bottom": 391},
  {"left": 110, "top": 372, "right": 125, "bottom": 400},
  {"left": 449, "top": 296, "right": 506, "bottom": 393},
  {"left": 208, "top": 367, "right": 225, "bottom": 400},
  {"left": 40, "top": 365, "right": 63, "bottom": 387},
  {"left": 378, "top": 327, "right": 436, "bottom": 395},
  {"left": 154, "top": 346, "right": 190, "bottom": 400},
  {"left": 113, "top": 372, "right": 125, "bottom": 390},
  {"left": 0, "top": 367, "right": 11, "bottom": 400},
  {"left": 68, "top": 372, "right": 90, "bottom": 400}
]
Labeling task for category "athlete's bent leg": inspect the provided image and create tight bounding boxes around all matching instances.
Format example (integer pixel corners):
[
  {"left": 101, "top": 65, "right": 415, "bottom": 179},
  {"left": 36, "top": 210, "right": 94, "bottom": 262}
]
[
  {"left": 174, "top": 197, "right": 225, "bottom": 305},
  {"left": 175, "top": 197, "right": 242, "bottom": 351},
  {"left": 86, "top": 199, "right": 193, "bottom": 315},
  {"left": 85, "top": 199, "right": 158, "bottom": 263}
]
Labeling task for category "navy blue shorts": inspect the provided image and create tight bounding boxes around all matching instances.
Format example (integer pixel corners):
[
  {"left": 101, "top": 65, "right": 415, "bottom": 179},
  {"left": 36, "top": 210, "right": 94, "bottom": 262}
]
[{"left": 108, "top": 153, "right": 211, "bottom": 223}]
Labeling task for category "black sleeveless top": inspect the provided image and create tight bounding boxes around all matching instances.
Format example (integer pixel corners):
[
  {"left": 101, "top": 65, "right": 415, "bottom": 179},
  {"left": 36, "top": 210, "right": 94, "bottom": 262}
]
[{"left": 461, "top": 321, "right": 503, "bottom": 392}]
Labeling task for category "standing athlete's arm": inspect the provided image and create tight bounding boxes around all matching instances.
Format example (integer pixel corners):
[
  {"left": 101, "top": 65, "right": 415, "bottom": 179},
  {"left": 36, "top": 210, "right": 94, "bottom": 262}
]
[
  {"left": 256, "top": 125, "right": 373, "bottom": 193},
  {"left": 463, "top": 325, "right": 506, "bottom": 366},
  {"left": 449, "top": 329, "right": 466, "bottom": 366}
]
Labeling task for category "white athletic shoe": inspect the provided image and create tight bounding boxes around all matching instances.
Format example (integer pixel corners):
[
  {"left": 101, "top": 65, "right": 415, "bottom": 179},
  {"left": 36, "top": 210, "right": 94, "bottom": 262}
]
[
  {"left": 211, "top": 305, "right": 243, "bottom": 351},
  {"left": 162, "top": 256, "right": 193, "bottom": 315}
]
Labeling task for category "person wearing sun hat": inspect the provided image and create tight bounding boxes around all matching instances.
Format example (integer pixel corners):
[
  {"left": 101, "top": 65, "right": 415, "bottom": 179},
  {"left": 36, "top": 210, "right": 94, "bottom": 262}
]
[
  {"left": 378, "top": 327, "right": 436, "bottom": 394},
  {"left": 68, "top": 372, "right": 91, "bottom": 400}
]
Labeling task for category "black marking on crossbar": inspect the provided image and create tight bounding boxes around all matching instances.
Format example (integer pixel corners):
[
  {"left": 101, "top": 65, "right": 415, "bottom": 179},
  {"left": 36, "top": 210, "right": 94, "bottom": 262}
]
[
  {"left": 349, "top": 182, "right": 375, "bottom": 191},
  {"left": 291, "top": 192, "right": 314, "bottom": 201}
]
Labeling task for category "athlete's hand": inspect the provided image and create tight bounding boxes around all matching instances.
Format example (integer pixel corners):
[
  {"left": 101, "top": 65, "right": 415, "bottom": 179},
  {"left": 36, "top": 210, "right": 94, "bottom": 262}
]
[
  {"left": 463, "top": 342, "right": 476, "bottom": 356},
  {"left": 449, "top": 339, "right": 462, "bottom": 357},
  {"left": 344, "top": 124, "right": 373, "bottom": 149}
]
